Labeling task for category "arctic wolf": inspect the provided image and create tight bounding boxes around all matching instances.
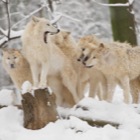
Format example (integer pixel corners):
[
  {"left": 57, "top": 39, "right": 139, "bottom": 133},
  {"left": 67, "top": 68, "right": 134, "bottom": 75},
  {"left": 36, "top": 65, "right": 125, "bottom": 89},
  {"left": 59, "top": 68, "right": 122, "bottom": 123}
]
[
  {"left": 78, "top": 42, "right": 140, "bottom": 103},
  {"left": 2, "top": 48, "right": 75, "bottom": 107},
  {"left": 22, "top": 16, "right": 79, "bottom": 103},
  {"left": 51, "top": 32, "right": 107, "bottom": 100},
  {"left": 77, "top": 35, "right": 140, "bottom": 103},
  {"left": 2, "top": 48, "right": 33, "bottom": 89}
]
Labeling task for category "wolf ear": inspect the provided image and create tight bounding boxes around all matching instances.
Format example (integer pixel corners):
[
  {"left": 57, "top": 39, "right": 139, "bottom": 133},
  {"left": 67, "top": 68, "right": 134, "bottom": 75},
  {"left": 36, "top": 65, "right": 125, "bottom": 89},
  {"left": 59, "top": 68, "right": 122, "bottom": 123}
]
[
  {"left": 99, "top": 43, "right": 112, "bottom": 61},
  {"left": 99, "top": 43, "right": 105, "bottom": 49},
  {"left": 87, "top": 35, "right": 94, "bottom": 43},
  {"left": 32, "top": 16, "right": 39, "bottom": 23},
  {"left": 66, "top": 31, "right": 71, "bottom": 35},
  {"left": 98, "top": 43, "right": 107, "bottom": 53},
  {"left": 63, "top": 31, "right": 71, "bottom": 39}
]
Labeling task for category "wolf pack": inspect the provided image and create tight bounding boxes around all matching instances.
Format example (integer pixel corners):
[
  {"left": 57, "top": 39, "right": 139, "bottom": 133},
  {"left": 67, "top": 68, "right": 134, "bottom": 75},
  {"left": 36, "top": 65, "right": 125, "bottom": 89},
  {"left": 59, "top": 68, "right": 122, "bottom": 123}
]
[{"left": 2, "top": 16, "right": 140, "bottom": 107}]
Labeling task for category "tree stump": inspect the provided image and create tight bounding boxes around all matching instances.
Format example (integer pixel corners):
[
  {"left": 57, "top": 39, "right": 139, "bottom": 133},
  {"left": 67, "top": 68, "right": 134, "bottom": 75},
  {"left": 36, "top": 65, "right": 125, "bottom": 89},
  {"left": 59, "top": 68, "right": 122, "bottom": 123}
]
[{"left": 22, "top": 88, "right": 58, "bottom": 130}]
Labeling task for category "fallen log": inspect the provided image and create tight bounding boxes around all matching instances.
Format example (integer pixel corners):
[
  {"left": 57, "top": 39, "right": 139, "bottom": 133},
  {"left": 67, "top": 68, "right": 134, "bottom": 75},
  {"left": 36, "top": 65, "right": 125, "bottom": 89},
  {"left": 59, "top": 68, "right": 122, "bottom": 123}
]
[
  {"left": 75, "top": 105, "right": 120, "bottom": 128},
  {"left": 58, "top": 105, "right": 120, "bottom": 128},
  {"left": 78, "top": 117, "right": 120, "bottom": 128}
]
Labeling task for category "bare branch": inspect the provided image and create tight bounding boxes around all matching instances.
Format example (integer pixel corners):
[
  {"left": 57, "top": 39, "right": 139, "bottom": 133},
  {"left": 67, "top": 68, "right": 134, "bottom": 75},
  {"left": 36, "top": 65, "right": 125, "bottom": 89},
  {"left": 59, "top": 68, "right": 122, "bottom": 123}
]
[
  {"left": 0, "top": 12, "right": 24, "bottom": 21},
  {"left": 0, "top": 30, "right": 23, "bottom": 48},
  {"left": 128, "top": 0, "right": 135, "bottom": 5},
  {"left": 92, "top": 0, "right": 132, "bottom": 7},
  {"left": 11, "top": 5, "right": 47, "bottom": 29},
  {"left": 0, "top": 37, "right": 8, "bottom": 47},
  {"left": 0, "top": 28, "right": 7, "bottom": 37},
  {"left": 0, "top": 32, "right": 23, "bottom": 48},
  {"left": 53, "top": 12, "right": 81, "bottom": 23},
  {"left": 0, "top": 36, "right": 20, "bottom": 48},
  {"left": 1, "top": 0, "right": 6, "bottom": 3},
  {"left": 0, "top": 1, "right": 49, "bottom": 48},
  {"left": 51, "top": 14, "right": 62, "bottom": 24},
  {"left": 5, "top": 0, "right": 11, "bottom": 40},
  {"left": 47, "top": 0, "right": 54, "bottom": 12}
]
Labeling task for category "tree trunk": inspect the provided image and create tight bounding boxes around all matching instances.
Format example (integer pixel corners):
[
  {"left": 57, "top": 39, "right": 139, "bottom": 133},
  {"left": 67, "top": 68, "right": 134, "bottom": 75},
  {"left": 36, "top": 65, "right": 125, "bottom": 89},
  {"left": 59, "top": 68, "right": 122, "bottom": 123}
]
[
  {"left": 22, "top": 88, "right": 58, "bottom": 130},
  {"left": 109, "top": 0, "right": 137, "bottom": 46}
]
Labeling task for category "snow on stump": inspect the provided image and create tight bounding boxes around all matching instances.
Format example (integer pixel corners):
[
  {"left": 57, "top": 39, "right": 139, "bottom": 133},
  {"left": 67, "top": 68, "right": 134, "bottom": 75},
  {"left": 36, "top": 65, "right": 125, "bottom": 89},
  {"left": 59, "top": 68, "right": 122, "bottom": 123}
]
[{"left": 22, "top": 88, "right": 58, "bottom": 130}]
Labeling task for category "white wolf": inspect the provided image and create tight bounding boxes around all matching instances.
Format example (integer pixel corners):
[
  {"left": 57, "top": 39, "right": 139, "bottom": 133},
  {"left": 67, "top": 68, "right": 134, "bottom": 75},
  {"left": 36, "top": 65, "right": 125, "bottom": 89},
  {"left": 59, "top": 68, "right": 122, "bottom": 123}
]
[
  {"left": 22, "top": 16, "right": 80, "bottom": 103},
  {"left": 2, "top": 48, "right": 33, "bottom": 90}
]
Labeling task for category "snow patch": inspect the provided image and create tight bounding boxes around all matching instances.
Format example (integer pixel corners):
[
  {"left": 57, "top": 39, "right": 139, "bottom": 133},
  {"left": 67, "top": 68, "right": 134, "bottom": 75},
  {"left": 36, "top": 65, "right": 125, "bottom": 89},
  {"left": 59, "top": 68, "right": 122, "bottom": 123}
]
[
  {"left": 0, "top": 87, "right": 140, "bottom": 139},
  {"left": 0, "top": 89, "right": 16, "bottom": 105}
]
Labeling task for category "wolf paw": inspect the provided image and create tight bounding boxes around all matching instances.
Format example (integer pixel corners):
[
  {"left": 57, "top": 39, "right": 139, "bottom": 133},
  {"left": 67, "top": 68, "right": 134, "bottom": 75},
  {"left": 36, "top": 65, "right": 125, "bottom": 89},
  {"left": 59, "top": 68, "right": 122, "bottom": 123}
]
[{"left": 39, "top": 82, "right": 48, "bottom": 89}]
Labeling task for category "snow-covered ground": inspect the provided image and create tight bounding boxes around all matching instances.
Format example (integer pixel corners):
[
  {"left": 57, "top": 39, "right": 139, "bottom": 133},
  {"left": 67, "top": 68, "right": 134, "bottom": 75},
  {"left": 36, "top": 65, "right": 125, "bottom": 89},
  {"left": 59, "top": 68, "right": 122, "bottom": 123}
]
[{"left": 0, "top": 86, "right": 140, "bottom": 140}]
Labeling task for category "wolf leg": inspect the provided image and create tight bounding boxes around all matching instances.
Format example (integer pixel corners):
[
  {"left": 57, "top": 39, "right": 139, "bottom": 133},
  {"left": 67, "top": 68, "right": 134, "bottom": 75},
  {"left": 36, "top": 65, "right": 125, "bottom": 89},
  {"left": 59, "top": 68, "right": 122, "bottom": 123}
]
[
  {"left": 61, "top": 68, "right": 79, "bottom": 103},
  {"left": 30, "top": 63, "right": 40, "bottom": 88},
  {"left": 106, "top": 76, "right": 116, "bottom": 102},
  {"left": 39, "top": 64, "right": 49, "bottom": 88},
  {"left": 120, "top": 76, "right": 131, "bottom": 104}
]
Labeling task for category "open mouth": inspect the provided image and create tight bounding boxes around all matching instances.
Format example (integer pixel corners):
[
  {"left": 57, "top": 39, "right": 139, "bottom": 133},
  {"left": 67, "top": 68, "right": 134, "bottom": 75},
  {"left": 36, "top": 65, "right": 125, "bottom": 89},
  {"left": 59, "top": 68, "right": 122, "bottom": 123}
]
[
  {"left": 86, "top": 65, "right": 93, "bottom": 68},
  {"left": 44, "top": 31, "right": 49, "bottom": 43},
  {"left": 44, "top": 29, "right": 60, "bottom": 43}
]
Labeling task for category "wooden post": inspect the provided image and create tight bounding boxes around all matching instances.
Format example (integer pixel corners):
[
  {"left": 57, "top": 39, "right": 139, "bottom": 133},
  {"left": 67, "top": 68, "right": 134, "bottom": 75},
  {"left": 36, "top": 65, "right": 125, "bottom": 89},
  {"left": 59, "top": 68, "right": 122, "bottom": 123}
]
[{"left": 22, "top": 88, "right": 58, "bottom": 130}]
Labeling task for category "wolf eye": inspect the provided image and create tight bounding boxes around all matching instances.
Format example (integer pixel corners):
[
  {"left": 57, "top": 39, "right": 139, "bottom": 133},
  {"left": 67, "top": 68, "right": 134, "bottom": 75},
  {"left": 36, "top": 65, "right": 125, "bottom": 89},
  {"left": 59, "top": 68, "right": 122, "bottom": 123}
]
[
  {"left": 82, "top": 48, "right": 85, "bottom": 51},
  {"left": 14, "top": 57, "right": 17, "bottom": 59},
  {"left": 47, "top": 24, "right": 50, "bottom": 26},
  {"left": 93, "top": 56, "right": 96, "bottom": 59},
  {"left": 7, "top": 57, "right": 10, "bottom": 59}
]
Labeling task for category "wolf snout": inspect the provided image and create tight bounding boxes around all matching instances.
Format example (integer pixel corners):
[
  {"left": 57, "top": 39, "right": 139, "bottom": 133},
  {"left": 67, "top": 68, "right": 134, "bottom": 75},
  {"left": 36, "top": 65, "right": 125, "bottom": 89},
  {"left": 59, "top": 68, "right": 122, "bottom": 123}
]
[
  {"left": 57, "top": 29, "right": 60, "bottom": 33},
  {"left": 10, "top": 64, "right": 15, "bottom": 68}
]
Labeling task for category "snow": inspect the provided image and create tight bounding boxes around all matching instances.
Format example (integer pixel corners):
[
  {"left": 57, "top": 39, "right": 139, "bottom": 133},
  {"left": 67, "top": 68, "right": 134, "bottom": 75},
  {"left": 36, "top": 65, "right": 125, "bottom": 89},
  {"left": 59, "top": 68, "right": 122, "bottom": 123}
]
[
  {"left": 21, "top": 81, "right": 32, "bottom": 94},
  {"left": 53, "top": 12, "right": 81, "bottom": 23},
  {"left": 1, "top": 0, "right": 6, "bottom": 3},
  {"left": 0, "top": 1, "right": 139, "bottom": 138},
  {"left": 129, "top": 0, "right": 135, "bottom": 5},
  {"left": 11, "top": 5, "right": 46, "bottom": 29},
  {"left": 92, "top": 0, "right": 134, "bottom": 7},
  {"left": 9, "top": 30, "right": 24, "bottom": 38},
  {"left": 0, "top": 30, "right": 23, "bottom": 46},
  {"left": 0, "top": 89, "right": 16, "bottom": 105},
  {"left": 0, "top": 37, "right": 8, "bottom": 46},
  {"left": 0, "top": 86, "right": 140, "bottom": 140}
]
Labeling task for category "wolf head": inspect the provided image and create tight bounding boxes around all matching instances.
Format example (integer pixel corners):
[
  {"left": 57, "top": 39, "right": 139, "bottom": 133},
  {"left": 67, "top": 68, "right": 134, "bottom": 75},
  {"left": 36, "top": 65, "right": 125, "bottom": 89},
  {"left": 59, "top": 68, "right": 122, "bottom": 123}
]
[
  {"left": 31, "top": 16, "right": 60, "bottom": 43},
  {"left": 77, "top": 43, "right": 116, "bottom": 68},
  {"left": 51, "top": 31, "right": 71, "bottom": 45},
  {"left": 77, "top": 37, "right": 98, "bottom": 62},
  {"left": 2, "top": 48, "right": 23, "bottom": 69}
]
